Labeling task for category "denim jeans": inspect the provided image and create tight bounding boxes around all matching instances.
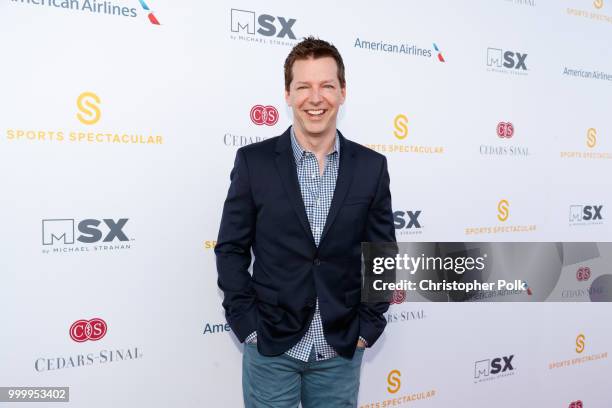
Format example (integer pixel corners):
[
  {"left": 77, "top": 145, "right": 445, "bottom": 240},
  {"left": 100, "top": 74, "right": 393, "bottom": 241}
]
[{"left": 242, "top": 343, "right": 365, "bottom": 407}]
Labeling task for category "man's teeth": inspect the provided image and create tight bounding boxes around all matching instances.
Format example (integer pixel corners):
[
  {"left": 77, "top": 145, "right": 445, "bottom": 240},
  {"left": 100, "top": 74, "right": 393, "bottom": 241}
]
[{"left": 307, "top": 110, "right": 324, "bottom": 116}]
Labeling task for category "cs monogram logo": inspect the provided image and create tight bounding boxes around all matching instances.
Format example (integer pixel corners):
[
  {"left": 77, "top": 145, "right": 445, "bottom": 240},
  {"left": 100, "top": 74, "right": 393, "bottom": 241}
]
[
  {"left": 76, "top": 91, "right": 101, "bottom": 125},
  {"left": 586, "top": 128, "right": 597, "bottom": 148},
  {"left": 250, "top": 105, "right": 279, "bottom": 126},
  {"left": 393, "top": 114, "right": 408, "bottom": 140},
  {"left": 576, "top": 267, "right": 591, "bottom": 281},
  {"left": 497, "top": 199, "right": 509, "bottom": 222},
  {"left": 70, "top": 318, "right": 107, "bottom": 342},
  {"left": 575, "top": 333, "right": 585, "bottom": 354},
  {"left": 387, "top": 369, "right": 401, "bottom": 394},
  {"left": 391, "top": 290, "right": 407, "bottom": 304},
  {"left": 497, "top": 122, "right": 514, "bottom": 138}
]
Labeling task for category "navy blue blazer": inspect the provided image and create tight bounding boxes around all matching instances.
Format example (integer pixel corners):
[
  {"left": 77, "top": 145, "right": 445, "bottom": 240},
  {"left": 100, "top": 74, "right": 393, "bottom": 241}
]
[{"left": 215, "top": 126, "right": 396, "bottom": 358}]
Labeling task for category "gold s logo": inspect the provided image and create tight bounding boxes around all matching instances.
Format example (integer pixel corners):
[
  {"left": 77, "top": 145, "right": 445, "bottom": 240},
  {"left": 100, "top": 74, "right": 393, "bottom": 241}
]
[
  {"left": 594, "top": 0, "right": 604, "bottom": 10},
  {"left": 497, "top": 199, "right": 509, "bottom": 222},
  {"left": 586, "top": 128, "right": 597, "bottom": 148},
  {"left": 204, "top": 240, "right": 217, "bottom": 249},
  {"left": 76, "top": 91, "right": 101, "bottom": 125},
  {"left": 393, "top": 114, "right": 408, "bottom": 140},
  {"left": 576, "top": 333, "right": 585, "bottom": 353},
  {"left": 387, "top": 369, "right": 401, "bottom": 394}
]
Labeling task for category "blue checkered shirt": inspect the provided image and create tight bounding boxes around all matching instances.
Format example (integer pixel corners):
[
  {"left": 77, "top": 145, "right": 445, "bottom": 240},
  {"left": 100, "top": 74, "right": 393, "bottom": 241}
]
[{"left": 245, "top": 127, "right": 366, "bottom": 361}]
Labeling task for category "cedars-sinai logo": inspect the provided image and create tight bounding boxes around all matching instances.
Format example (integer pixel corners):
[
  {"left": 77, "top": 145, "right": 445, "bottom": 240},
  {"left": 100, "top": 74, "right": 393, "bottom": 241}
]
[
  {"left": 497, "top": 122, "right": 514, "bottom": 138},
  {"left": 390, "top": 290, "right": 407, "bottom": 304},
  {"left": 250, "top": 105, "right": 279, "bottom": 126},
  {"left": 576, "top": 267, "right": 591, "bottom": 281},
  {"left": 70, "top": 318, "right": 107, "bottom": 342}
]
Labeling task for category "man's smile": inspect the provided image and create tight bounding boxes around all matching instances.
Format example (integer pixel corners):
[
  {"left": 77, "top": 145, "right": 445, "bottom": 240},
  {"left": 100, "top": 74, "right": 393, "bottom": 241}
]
[{"left": 305, "top": 109, "right": 327, "bottom": 119}]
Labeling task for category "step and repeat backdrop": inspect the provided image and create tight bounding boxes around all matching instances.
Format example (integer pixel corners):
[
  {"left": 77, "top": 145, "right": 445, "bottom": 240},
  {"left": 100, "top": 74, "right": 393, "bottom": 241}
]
[{"left": 1, "top": 0, "right": 611, "bottom": 406}]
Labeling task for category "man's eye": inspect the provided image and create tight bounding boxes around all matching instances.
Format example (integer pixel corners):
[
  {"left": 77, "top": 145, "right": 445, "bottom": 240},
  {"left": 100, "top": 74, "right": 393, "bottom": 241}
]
[{"left": 324, "top": 85, "right": 334, "bottom": 89}]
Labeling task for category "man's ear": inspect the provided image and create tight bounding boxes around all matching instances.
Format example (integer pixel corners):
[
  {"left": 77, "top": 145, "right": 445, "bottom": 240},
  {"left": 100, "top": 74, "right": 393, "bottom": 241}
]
[
  {"left": 340, "top": 86, "right": 346, "bottom": 105},
  {"left": 285, "top": 89, "right": 291, "bottom": 106}
]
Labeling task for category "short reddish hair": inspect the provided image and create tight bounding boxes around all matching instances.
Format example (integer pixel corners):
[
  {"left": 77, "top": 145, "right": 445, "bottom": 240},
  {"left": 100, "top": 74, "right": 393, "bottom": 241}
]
[{"left": 284, "top": 36, "right": 346, "bottom": 91}]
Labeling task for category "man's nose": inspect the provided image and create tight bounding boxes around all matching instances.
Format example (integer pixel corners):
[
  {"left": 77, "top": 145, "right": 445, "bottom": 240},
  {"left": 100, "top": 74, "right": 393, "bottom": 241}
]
[{"left": 308, "top": 87, "right": 322, "bottom": 104}]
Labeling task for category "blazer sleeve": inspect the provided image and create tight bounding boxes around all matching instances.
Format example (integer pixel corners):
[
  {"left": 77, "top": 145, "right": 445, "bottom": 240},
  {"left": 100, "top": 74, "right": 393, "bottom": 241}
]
[
  {"left": 215, "top": 148, "right": 258, "bottom": 343},
  {"left": 359, "top": 155, "right": 396, "bottom": 347}
]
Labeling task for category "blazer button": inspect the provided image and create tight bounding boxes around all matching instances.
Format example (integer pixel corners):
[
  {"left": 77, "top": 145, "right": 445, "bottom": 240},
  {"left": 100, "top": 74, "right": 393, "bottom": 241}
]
[{"left": 313, "top": 258, "right": 321, "bottom": 266}]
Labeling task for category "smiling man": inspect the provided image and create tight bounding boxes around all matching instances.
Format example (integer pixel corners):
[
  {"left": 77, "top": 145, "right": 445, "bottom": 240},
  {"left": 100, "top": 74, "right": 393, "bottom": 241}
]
[{"left": 216, "top": 37, "right": 395, "bottom": 407}]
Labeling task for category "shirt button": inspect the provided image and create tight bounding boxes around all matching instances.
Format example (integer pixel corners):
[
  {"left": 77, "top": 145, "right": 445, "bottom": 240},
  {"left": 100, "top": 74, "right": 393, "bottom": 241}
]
[
  {"left": 313, "top": 258, "right": 321, "bottom": 266},
  {"left": 317, "top": 353, "right": 324, "bottom": 359},
  {"left": 311, "top": 173, "right": 317, "bottom": 179}
]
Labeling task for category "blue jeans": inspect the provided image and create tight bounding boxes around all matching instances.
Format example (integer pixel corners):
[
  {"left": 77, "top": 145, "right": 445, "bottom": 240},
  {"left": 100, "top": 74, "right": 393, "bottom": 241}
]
[{"left": 242, "top": 343, "right": 365, "bottom": 407}]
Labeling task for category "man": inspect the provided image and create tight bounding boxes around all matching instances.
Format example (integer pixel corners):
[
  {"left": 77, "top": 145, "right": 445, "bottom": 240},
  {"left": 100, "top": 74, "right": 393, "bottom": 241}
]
[{"left": 216, "top": 37, "right": 395, "bottom": 407}]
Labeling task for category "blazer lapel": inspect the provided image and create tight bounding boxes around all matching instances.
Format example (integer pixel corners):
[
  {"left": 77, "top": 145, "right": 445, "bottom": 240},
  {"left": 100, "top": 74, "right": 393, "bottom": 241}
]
[
  {"left": 275, "top": 128, "right": 316, "bottom": 247},
  {"left": 320, "top": 131, "right": 355, "bottom": 245}
]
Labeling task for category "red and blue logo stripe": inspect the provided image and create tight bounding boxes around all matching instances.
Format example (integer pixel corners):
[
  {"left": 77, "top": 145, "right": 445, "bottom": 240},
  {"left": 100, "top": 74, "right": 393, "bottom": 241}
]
[{"left": 138, "top": 0, "right": 160, "bottom": 25}]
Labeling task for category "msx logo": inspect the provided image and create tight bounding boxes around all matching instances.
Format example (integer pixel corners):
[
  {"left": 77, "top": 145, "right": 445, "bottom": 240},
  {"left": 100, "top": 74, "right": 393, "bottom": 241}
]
[
  {"left": 487, "top": 48, "right": 527, "bottom": 70},
  {"left": 393, "top": 210, "right": 422, "bottom": 229},
  {"left": 42, "top": 219, "right": 130, "bottom": 245},
  {"left": 569, "top": 205, "right": 603, "bottom": 222},
  {"left": 474, "top": 355, "right": 514, "bottom": 378},
  {"left": 231, "top": 9, "right": 296, "bottom": 39}
]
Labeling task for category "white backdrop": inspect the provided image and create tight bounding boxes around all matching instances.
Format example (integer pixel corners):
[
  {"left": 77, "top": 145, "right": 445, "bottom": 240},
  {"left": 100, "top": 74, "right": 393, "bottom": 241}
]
[{"left": 1, "top": 0, "right": 611, "bottom": 406}]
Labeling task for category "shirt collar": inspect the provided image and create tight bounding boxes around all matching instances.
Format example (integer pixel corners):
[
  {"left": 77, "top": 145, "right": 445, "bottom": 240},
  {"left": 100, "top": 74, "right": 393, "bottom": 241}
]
[{"left": 290, "top": 126, "right": 340, "bottom": 165}]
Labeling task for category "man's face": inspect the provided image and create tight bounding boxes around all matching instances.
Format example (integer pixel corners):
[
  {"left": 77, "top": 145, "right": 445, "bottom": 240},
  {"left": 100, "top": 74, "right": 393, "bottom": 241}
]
[{"left": 285, "top": 56, "right": 346, "bottom": 138}]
